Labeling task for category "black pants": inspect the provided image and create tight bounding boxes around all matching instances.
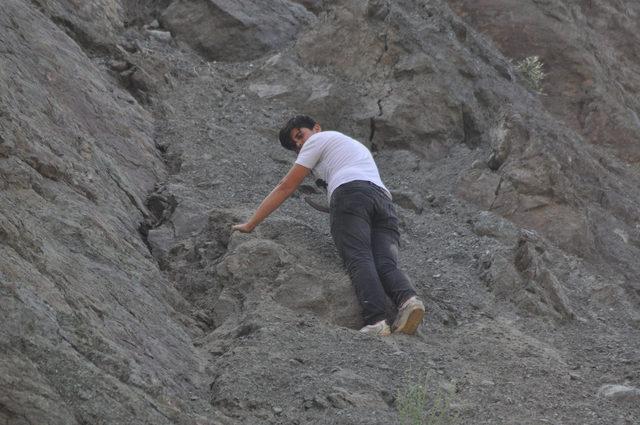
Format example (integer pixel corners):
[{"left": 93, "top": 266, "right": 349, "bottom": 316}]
[{"left": 330, "top": 180, "right": 417, "bottom": 325}]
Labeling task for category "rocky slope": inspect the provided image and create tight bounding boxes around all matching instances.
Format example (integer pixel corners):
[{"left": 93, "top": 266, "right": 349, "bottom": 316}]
[{"left": 1, "top": 0, "right": 639, "bottom": 424}]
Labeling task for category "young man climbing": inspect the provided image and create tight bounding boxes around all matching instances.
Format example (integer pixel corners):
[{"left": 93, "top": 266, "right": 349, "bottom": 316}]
[{"left": 232, "top": 115, "right": 425, "bottom": 336}]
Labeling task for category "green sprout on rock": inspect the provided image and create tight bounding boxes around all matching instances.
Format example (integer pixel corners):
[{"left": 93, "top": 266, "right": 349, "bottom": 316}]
[{"left": 515, "top": 55, "right": 546, "bottom": 93}]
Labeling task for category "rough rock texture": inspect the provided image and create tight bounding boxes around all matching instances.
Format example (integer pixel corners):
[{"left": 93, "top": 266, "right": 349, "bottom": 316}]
[
  {"left": 2, "top": 0, "right": 640, "bottom": 424},
  {"left": 28, "top": 0, "right": 125, "bottom": 52},
  {"left": 160, "top": 0, "right": 316, "bottom": 61},
  {"left": 448, "top": 0, "right": 640, "bottom": 163},
  {"left": 479, "top": 230, "right": 576, "bottom": 321},
  {"left": 0, "top": 1, "right": 209, "bottom": 424}
]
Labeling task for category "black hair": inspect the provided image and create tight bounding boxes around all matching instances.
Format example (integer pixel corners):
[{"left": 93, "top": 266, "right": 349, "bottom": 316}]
[{"left": 278, "top": 115, "right": 316, "bottom": 151}]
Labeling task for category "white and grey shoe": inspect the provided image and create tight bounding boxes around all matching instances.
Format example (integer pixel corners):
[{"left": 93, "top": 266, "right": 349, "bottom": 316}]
[
  {"left": 392, "top": 296, "right": 425, "bottom": 335},
  {"left": 359, "top": 320, "right": 391, "bottom": 336}
]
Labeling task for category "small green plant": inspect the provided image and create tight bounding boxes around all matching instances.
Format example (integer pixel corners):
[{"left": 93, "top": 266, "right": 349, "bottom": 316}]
[
  {"left": 515, "top": 56, "right": 546, "bottom": 93},
  {"left": 396, "top": 372, "right": 459, "bottom": 425},
  {"left": 397, "top": 377, "right": 428, "bottom": 424}
]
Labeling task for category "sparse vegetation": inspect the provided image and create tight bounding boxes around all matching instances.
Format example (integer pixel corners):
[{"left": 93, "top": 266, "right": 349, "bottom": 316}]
[
  {"left": 515, "top": 55, "right": 546, "bottom": 93},
  {"left": 396, "top": 372, "right": 459, "bottom": 425}
]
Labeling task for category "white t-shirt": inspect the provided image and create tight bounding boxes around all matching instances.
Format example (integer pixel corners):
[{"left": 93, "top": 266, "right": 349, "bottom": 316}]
[{"left": 295, "top": 131, "right": 391, "bottom": 200}]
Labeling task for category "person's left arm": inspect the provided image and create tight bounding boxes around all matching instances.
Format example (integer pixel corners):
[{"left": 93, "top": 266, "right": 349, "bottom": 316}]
[{"left": 232, "top": 164, "right": 311, "bottom": 233}]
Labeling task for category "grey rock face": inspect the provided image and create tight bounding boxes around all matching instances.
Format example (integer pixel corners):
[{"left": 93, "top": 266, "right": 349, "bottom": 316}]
[
  {"left": 3, "top": 0, "right": 640, "bottom": 423},
  {"left": 29, "top": 0, "right": 125, "bottom": 51},
  {"left": 470, "top": 210, "right": 519, "bottom": 244},
  {"left": 278, "top": 0, "right": 640, "bottom": 278},
  {"left": 160, "top": 0, "right": 316, "bottom": 61},
  {"left": 0, "top": 1, "right": 203, "bottom": 424},
  {"left": 448, "top": 0, "right": 640, "bottom": 163},
  {"left": 486, "top": 112, "right": 524, "bottom": 171},
  {"left": 479, "top": 231, "right": 575, "bottom": 321}
]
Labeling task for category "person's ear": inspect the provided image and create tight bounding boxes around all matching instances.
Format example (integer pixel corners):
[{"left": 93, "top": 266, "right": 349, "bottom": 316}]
[{"left": 314, "top": 123, "right": 321, "bottom": 132}]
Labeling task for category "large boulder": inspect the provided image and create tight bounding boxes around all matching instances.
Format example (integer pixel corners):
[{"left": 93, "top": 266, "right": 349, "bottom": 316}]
[
  {"left": 146, "top": 203, "right": 363, "bottom": 330},
  {"left": 160, "top": 0, "right": 316, "bottom": 61}
]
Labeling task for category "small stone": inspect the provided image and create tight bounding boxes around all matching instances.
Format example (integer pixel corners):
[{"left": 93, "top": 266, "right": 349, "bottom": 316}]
[
  {"left": 440, "top": 381, "right": 457, "bottom": 394},
  {"left": 119, "top": 68, "right": 135, "bottom": 78},
  {"left": 390, "top": 190, "right": 424, "bottom": 213},
  {"left": 431, "top": 196, "right": 445, "bottom": 208},
  {"left": 249, "top": 83, "right": 289, "bottom": 99},
  {"left": 327, "top": 393, "right": 349, "bottom": 409},
  {"left": 471, "top": 159, "right": 484, "bottom": 169},
  {"left": 190, "top": 395, "right": 199, "bottom": 401},
  {"left": 273, "top": 407, "right": 283, "bottom": 415},
  {"left": 78, "top": 389, "right": 92, "bottom": 400},
  {"left": 480, "top": 380, "right": 495, "bottom": 386},
  {"left": 289, "top": 358, "right": 303, "bottom": 366},
  {"left": 109, "top": 60, "right": 130, "bottom": 72},
  {"left": 303, "top": 396, "right": 328, "bottom": 410},
  {"left": 146, "top": 29, "right": 172, "bottom": 42},
  {"left": 119, "top": 40, "right": 138, "bottom": 53},
  {"left": 598, "top": 384, "right": 640, "bottom": 401},
  {"left": 487, "top": 152, "right": 504, "bottom": 171}
]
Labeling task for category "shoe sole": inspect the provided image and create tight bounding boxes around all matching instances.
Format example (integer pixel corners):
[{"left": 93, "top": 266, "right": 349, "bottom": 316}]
[{"left": 393, "top": 305, "right": 425, "bottom": 335}]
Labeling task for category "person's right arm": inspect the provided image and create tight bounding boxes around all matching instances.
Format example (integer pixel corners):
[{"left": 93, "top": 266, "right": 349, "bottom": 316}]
[{"left": 232, "top": 164, "right": 311, "bottom": 233}]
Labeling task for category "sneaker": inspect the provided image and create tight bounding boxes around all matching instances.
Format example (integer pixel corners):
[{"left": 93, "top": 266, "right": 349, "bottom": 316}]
[
  {"left": 392, "top": 296, "right": 425, "bottom": 335},
  {"left": 359, "top": 320, "right": 391, "bottom": 336}
]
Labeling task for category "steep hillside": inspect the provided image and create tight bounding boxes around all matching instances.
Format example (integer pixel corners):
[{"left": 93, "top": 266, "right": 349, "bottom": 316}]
[{"left": 1, "top": 1, "right": 639, "bottom": 424}]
